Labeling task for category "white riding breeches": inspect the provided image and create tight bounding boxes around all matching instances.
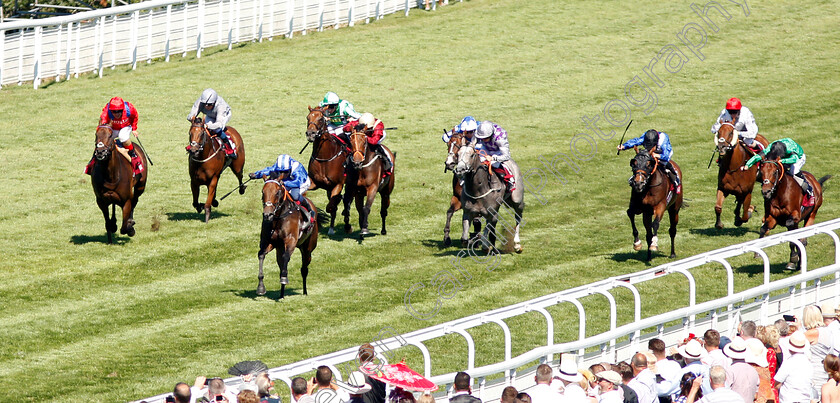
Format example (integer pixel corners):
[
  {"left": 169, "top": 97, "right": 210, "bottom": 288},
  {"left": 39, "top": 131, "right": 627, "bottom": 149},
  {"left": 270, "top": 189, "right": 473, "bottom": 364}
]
[
  {"left": 116, "top": 127, "right": 131, "bottom": 144},
  {"left": 327, "top": 123, "right": 344, "bottom": 136},
  {"left": 790, "top": 154, "right": 806, "bottom": 176}
]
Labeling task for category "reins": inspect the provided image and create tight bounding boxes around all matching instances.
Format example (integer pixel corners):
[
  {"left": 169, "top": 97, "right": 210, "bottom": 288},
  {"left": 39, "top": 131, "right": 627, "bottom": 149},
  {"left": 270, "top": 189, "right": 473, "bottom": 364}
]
[
  {"left": 309, "top": 112, "right": 347, "bottom": 162},
  {"left": 462, "top": 148, "right": 502, "bottom": 199},
  {"left": 189, "top": 123, "right": 223, "bottom": 163}
]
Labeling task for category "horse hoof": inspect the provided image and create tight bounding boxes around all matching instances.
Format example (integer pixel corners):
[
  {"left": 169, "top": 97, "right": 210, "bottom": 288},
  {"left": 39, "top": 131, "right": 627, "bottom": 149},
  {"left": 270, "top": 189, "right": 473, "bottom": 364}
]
[
  {"left": 256, "top": 285, "right": 266, "bottom": 296},
  {"left": 194, "top": 204, "right": 203, "bottom": 214},
  {"left": 715, "top": 222, "right": 724, "bottom": 229},
  {"left": 381, "top": 228, "right": 387, "bottom": 235},
  {"left": 670, "top": 253, "right": 676, "bottom": 259},
  {"left": 361, "top": 228, "right": 370, "bottom": 236},
  {"left": 633, "top": 241, "right": 642, "bottom": 251},
  {"left": 107, "top": 223, "right": 118, "bottom": 233},
  {"left": 650, "top": 245, "right": 659, "bottom": 252},
  {"left": 239, "top": 185, "right": 247, "bottom": 195},
  {"left": 212, "top": 199, "right": 219, "bottom": 207},
  {"left": 786, "top": 262, "right": 797, "bottom": 270},
  {"left": 443, "top": 237, "right": 452, "bottom": 247},
  {"left": 734, "top": 219, "right": 743, "bottom": 227},
  {"left": 126, "top": 227, "right": 136, "bottom": 237},
  {"left": 344, "top": 224, "right": 352, "bottom": 233},
  {"left": 120, "top": 226, "right": 128, "bottom": 235},
  {"left": 328, "top": 227, "right": 336, "bottom": 235},
  {"left": 514, "top": 244, "right": 523, "bottom": 254},
  {"left": 280, "top": 276, "right": 289, "bottom": 285},
  {"left": 460, "top": 239, "right": 469, "bottom": 248}
]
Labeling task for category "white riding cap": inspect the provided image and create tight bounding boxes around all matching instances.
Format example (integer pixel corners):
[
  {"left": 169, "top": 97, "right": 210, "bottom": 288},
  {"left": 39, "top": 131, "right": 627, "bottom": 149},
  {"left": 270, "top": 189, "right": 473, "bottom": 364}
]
[
  {"left": 475, "top": 121, "right": 495, "bottom": 139},
  {"left": 359, "top": 113, "right": 376, "bottom": 128},
  {"left": 460, "top": 116, "right": 478, "bottom": 132},
  {"left": 200, "top": 88, "right": 218, "bottom": 104},
  {"left": 320, "top": 91, "right": 340, "bottom": 106}
]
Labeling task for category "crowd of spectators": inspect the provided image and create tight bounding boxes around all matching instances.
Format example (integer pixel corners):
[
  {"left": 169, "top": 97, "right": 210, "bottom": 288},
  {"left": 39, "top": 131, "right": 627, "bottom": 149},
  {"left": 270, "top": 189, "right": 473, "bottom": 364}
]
[{"left": 151, "top": 304, "right": 840, "bottom": 403}]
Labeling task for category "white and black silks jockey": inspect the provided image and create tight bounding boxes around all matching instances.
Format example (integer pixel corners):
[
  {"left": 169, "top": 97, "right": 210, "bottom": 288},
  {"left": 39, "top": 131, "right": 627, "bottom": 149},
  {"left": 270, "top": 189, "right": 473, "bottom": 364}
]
[{"left": 188, "top": 88, "right": 237, "bottom": 159}]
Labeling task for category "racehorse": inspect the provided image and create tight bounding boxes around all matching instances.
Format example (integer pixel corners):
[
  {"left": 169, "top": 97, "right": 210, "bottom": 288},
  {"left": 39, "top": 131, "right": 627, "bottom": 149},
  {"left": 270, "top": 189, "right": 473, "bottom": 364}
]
[
  {"left": 344, "top": 126, "right": 396, "bottom": 237},
  {"left": 443, "top": 132, "right": 481, "bottom": 247},
  {"left": 714, "top": 120, "right": 769, "bottom": 229},
  {"left": 757, "top": 158, "right": 830, "bottom": 269},
  {"left": 305, "top": 106, "right": 349, "bottom": 235},
  {"left": 91, "top": 125, "right": 148, "bottom": 244},
  {"left": 627, "top": 149, "right": 682, "bottom": 261},
  {"left": 187, "top": 117, "right": 246, "bottom": 223},
  {"left": 257, "top": 178, "right": 318, "bottom": 299},
  {"left": 454, "top": 144, "right": 524, "bottom": 253}
]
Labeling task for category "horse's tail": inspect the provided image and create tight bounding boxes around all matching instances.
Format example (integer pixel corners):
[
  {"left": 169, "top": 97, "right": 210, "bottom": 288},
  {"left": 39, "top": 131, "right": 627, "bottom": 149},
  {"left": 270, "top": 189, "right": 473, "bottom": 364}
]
[{"left": 818, "top": 175, "right": 832, "bottom": 186}]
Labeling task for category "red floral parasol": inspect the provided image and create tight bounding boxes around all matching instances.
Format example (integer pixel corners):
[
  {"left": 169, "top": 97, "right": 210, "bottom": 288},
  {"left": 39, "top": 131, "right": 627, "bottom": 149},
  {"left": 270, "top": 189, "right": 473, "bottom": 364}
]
[{"left": 361, "top": 360, "right": 439, "bottom": 392}]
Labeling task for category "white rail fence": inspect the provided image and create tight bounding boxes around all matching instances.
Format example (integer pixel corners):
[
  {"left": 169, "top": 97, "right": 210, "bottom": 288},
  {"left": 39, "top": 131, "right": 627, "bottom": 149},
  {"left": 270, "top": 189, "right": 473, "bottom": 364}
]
[
  {"left": 136, "top": 217, "right": 840, "bottom": 403},
  {"left": 0, "top": 0, "right": 453, "bottom": 89}
]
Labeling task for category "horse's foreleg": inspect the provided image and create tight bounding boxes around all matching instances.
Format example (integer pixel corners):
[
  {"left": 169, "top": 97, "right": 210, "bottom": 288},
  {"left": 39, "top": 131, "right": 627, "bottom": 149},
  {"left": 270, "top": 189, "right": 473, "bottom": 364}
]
[
  {"left": 668, "top": 206, "right": 679, "bottom": 259},
  {"left": 513, "top": 205, "right": 524, "bottom": 253},
  {"left": 627, "top": 207, "right": 641, "bottom": 251},
  {"left": 299, "top": 245, "right": 312, "bottom": 296},
  {"left": 326, "top": 185, "right": 343, "bottom": 235},
  {"left": 756, "top": 215, "right": 777, "bottom": 260},
  {"left": 714, "top": 189, "right": 725, "bottom": 229},
  {"left": 461, "top": 210, "right": 474, "bottom": 248},
  {"left": 740, "top": 192, "right": 754, "bottom": 225},
  {"left": 342, "top": 187, "right": 353, "bottom": 234},
  {"left": 444, "top": 196, "right": 459, "bottom": 247},
  {"left": 786, "top": 221, "right": 801, "bottom": 270},
  {"left": 119, "top": 199, "right": 136, "bottom": 237},
  {"left": 257, "top": 251, "right": 267, "bottom": 296},
  {"left": 233, "top": 160, "right": 247, "bottom": 195},
  {"left": 276, "top": 246, "right": 290, "bottom": 299},
  {"left": 379, "top": 189, "right": 390, "bottom": 236},
  {"left": 205, "top": 176, "right": 220, "bottom": 223},
  {"left": 356, "top": 190, "right": 369, "bottom": 236},
  {"left": 643, "top": 212, "right": 655, "bottom": 261},
  {"left": 191, "top": 177, "right": 203, "bottom": 214},
  {"left": 99, "top": 200, "right": 115, "bottom": 244}
]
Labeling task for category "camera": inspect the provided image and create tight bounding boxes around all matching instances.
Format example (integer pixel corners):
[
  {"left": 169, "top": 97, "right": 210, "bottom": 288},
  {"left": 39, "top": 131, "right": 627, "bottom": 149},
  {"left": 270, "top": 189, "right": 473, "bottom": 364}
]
[
  {"left": 165, "top": 396, "right": 175, "bottom": 403},
  {"left": 215, "top": 395, "right": 226, "bottom": 402},
  {"left": 783, "top": 314, "right": 795, "bottom": 322}
]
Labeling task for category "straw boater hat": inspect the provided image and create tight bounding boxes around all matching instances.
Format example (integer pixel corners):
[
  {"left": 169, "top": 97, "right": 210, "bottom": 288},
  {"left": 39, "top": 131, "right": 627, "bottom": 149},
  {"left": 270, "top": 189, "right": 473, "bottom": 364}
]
[
  {"left": 597, "top": 370, "right": 622, "bottom": 385},
  {"left": 677, "top": 339, "right": 708, "bottom": 360},
  {"left": 788, "top": 331, "right": 808, "bottom": 354},
  {"left": 821, "top": 303, "right": 839, "bottom": 318},
  {"left": 723, "top": 337, "right": 749, "bottom": 360},
  {"left": 745, "top": 338, "right": 769, "bottom": 367},
  {"left": 338, "top": 371, "right": 373, "bottom": 394},
  {"left": 556, "top": 359, "right": 583, "bottom": 382}
]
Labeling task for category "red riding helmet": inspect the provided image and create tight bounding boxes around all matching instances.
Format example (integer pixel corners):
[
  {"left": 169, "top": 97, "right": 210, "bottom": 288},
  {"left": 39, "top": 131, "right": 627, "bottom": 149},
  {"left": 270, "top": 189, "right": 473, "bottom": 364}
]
[
  {"left": 725, "top": 97, "right": 742, "bottom": 110},
  {"left": 108, "top": 97, "right": 125, "bottom": 111}
]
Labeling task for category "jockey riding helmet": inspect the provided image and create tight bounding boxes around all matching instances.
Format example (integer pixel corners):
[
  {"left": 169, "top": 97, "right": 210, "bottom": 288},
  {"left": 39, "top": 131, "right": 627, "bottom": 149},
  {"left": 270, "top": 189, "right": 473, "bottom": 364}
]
[
  {"left": 320, "top": 92, "right": 340, "bottom": 107},
  {"left": 725, "top": 97, "right": 742, "bottom": 111},
  {"left": 108, "top": 97, "right": 125, "bottom": 111},
  {"left": 475, "top": 121, "right": 495, "bottom": 139},
  {"left": 359, "top": 113, "right": 376, "bottom": 128},
  {"left": 642, "top": 129, "right": 659, "bottom": 150},
  {"left": 459, "top": 116, "right": 478, "bottom": 133},
  {"left": 200, "top": 88, "right": 218, "bottom": 106}
]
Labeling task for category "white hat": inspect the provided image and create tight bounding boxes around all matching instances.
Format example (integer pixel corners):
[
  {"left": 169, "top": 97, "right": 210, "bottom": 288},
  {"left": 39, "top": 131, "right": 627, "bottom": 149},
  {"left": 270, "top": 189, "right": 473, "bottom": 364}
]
[
  {"left": 556, "top": 360, "right": 583, "bottom": 382},
  {"left": 745, "top": 338, "right": 769, "bottom": 367},
  {"left": 723, "top": 337, "right": 749, "bottom": 360},
  {"left": 789, "top": 331, "right": 809, "bottom": 353},
  {"left": 337, "top": 371, "right": 372, "bottom": 394},
  {"left": 597, "top": 370, "right": 622, "bottom": 385},
  {"left": 677, "top": 339, "right": 708, "bottom": 360},
  {"left": 821, "top": 303, "right": 839, "bottom": 318},
  {"left": 359, "top": 113, "right": 376, "bottom": 128}
]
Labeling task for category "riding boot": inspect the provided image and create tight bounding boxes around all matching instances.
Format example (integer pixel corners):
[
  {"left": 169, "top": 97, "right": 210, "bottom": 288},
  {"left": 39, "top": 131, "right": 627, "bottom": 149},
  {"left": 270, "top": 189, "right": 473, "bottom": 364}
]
[
  {"left": 219, "top": 130, "right": 237, "bottom": 160},
  {"left": 797, "top": 173, "right": 815, "bottom": 206},
  {"left": 296, "top": 200, "right": 312, "bottom": 231},
  {"left": 374, "top": 144, "right": 392, "bottom": 176},
  {"left": 84, "top": 155, "right": 96, "bottom": 175},
  {"left": 127, "top": 147, "right": 144, "bottom": 176},
  {"left": 664, "top": 161, "right": 681, "bottom": 194}
]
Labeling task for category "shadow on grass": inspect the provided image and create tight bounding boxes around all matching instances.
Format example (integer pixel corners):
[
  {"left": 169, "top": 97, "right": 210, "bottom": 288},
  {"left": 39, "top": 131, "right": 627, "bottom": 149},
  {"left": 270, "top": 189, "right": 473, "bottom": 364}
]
[
  {"left": 233, "top": 287, "right": 302, "bottom": 300},
  {"left": 734, "top": 261, "right": 794, "bottom": 277},
  {"left": 604, "top": 251, "right": 651, "bottom": 264},
  {"left": 165, "top": 211, "right": 230, "bottom": 221},
  {"left": 689, "top": 226, "right": 754, "bottom": 237},
  {"left": 69, "top": 234, "right": 130, "bottom": 245}
]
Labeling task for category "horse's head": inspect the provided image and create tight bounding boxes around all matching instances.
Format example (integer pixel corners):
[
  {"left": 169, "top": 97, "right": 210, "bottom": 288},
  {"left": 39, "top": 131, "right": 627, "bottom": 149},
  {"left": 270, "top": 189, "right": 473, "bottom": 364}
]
[
  {"left": 188, "top": 117, "right": 208, "bottom": 157},
  {"left": 629, "top": 149, "right": 656, "bottom": 193},
  {"left": 306, "top": 106, "right": 327, "bottom": 143},
  {"left": 445, "top": 132, "right": 466, "bottom": 172},
  {"left": 715, "top": 120, "right": 737, "bottom": 155},
  {"left": 454, "top": 142, "right": 481, "bottom": 177},
  {"left": 349, "top": 126, "right": 369, "bottom": 168},
  {"left": 261, "top": 178, "right": 292, "bottom": 223},
  {"left": 759, "top": 158, "right": 784, "bottom": 200},
  {"left": 94, "top": 125, "right": 115, "bottom": 160}
]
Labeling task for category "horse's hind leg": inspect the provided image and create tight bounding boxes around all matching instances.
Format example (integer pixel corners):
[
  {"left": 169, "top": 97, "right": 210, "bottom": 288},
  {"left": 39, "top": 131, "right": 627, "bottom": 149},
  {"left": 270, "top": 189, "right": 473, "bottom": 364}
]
[
  {"left": 342, "top": 188, "right": 353, "bottom": 234},
  {"left": 356, "top": 191, "right": 369, "bottom": 236},
  {"left": 643, "top": 212, "right": 655, "bottom": 261},
  {"left": 120, "top": 199, "right": 136, "bottom": 237},
  {"left": 326, "top": 185, "right": 343, "bottom": 235},
  {"left": 786, "top": 222, "right": 802, "bottom": 270},
  {"left": 714, "top": 189, "right": 725, "bottom": 229},
  {"left": 735, "top": 192, "right": 754, "bottom": 226},
  {"left": 299, "top": 245, "right": 312, "bottom": 296},
  {"left": 444, "top": 198, "right": 458, "bottom": 246},
  {"left": 257, "top": 252, "right": 267, "bottom": 296},
  {"left": 512, "top": 204, "right": 524, "bottom": 254},
  {"left": 276, "top": 247, "right": 291, "bottom": 299},
  {"left": 379, "top": 188, "right": 391, "bottom": 235}
]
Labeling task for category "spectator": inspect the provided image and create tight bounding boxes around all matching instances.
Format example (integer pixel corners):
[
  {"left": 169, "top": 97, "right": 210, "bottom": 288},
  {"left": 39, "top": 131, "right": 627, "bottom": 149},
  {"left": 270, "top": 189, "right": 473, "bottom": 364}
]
[
  {"left": 291, "top": 376, "right": 315, "bottom": 403},
  {"left": 672, "top": 373, "right": 701, "bottom": 403},
  {"left": 703, "top": 330, "right": 732, "bottom": 369},
  {"left": 744, "top": 338, "right": 773, "bottom": 403},
  {"left": 804, "top": 305, "right": 832, "bottom": 400},
  {"left": 514, "top": 393, "right": 532, "bottom": 403},
  {"left": 392, "top": 389, "right": 416, "bottom": 403},
  {"left": 449, "top": 372, "right": 481, "bottom": 403},
  {"left": 722, "top": 337, "right": 759, "bottom": 403},
  {"left": 741, "top": 321, "right": 758, "bottom": 341},
  {"left": 528, "top": 364, "right": 560, "bottom": 403},
  {"left": 314, "top": 366, "right": 350, "bottom": 403},
  {"left": 590, "top": 364, "right": 607, "bottom": 397},
  {"left": 774, "top": 332, "right": 812, "bottom": 403},
  {"left": 193, "top": 377, "right": 237, "bottom": 403},
  {"left": 617, "top": 362, "right": 641, "bottom": 403},
  {"left": 822, "top": 354, "right": 840, "bottom": 403},
  {"left": 423, "top": 0, "right": 446, "bottom": 11},
  {"left": 663, "top": 340, "right": 712, "bottom": 399},
  {"left": 239, "top": 390, "right": 259, "bottom": 403},
  {"left": 255, "top": 373, "right": 280, "bottom": 403},
  {"left": 581, "top": 369, "right": 598, "bottom": 398},
  {"left": 555, "top": 359, "right": 588, "bottom": 401},
  {"left": 500, "top": 386, "right": 518, "bottom": 403},
  {"left": 629, "top": 353, "right": 658, "bottom": 403},
  {"left": 173, "top": 382, "right": 191, "bottom": 403},
  {"left": 775, "top": 318, "right": 793, "bottom": 363},
  {"left": 417, "top": 394, "right": 435, "bottom": 403},
  {"left": 686, "top": 366, "right": 742, "bottom": 403},
  {"left": 822, "top": 304, "right": 840, "bottom": 357},
  {"left": 597, "top": 371, "right": 624, "bottom": 403},
  {"left": 358, "top": 343, "right": 387, "bottom": 403},
  {"left": 650, "top": 338, "right": 682, "bottom": 399},
  {"left": 340, "top": 371, "right": 373, "bottom": 403}
]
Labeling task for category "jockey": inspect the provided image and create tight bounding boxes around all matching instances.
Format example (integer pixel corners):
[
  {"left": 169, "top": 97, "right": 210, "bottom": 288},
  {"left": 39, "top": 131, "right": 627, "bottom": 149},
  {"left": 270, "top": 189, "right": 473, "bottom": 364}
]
[
  {"left": 86, "top": 96, "right": 144, "bottom": 176},
  {"left": 250, "top": 154, "right": 314, "bottom": 227},
  {"left": 473, "top": 120, "right": 516, "bottom": 192},
  {"left": 441, "top": 116, "right": 478, "bottom": 143},
  {"left": 343, "top": 112, "right": 393, "bottom": 176},
  {"left": 188, "top": 88, "right": 237, "bottom": 159},
  {"left": 618, "top": 129, "right": 681, "bottom": 194},
  {"left": 743, "top": 138, "right": 814, "bottom": 206},
  {"left": 319, "top": 91, "right": 361, "bottom": 141},
  {"left": 710, "top": 97, "right": 764, "bottom": 153}
]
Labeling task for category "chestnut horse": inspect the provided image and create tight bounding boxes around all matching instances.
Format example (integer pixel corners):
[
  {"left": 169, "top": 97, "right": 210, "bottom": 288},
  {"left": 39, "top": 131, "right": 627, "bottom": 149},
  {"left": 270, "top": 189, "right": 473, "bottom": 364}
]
[
  {"left": 187, "top": 117, "right": 246, "bottom": 223},
  {"left": 305, "top": 106, "right": 349, "bottom": 235},
  {"left": 91, "top": 125, "right": 148, "bottom": 244},
  {"left": 344, "top": 127, "right": 396, "bottom": 237},
  {"left": 443, "top": 132, "right": 481, "bottom": 247},
  {"left": 757, "top": 158, "right": 830, "bottom": 269},
  {"left": 714, "top": 121, "right": 769, "bottom": 228},
  {"left": 627, "top": 150, "right": 682, "bottom": 261},
  {"left": 257, "top": 179, "right": 318, "bottom": 299}
]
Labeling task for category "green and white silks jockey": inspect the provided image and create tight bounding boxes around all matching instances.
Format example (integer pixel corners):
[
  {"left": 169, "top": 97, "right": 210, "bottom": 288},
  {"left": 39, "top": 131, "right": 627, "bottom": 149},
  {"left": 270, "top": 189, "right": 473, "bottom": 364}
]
[
  {"left": 744, "top": 137, "right": 814, "bottom": 202},
  {"left": 319, "top": 91, "right": 361, "bottom": 139}
]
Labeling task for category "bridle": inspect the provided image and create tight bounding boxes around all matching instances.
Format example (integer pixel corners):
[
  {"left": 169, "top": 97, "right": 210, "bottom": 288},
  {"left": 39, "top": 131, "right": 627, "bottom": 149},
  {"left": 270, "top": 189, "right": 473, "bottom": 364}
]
[
  {"left": 188, "top": 120, "right": 222, "bottom": 162},
  {"left": 94, "top": 125, "right": 115, "bottom": 160},
  {"left": 761, "top": 159, "right": 784, "bottom": 196},
  {"left": 349, "top": 130, "right": 372, "bottom": 167},
  {"left": 445, "top": 133, "right": 466, "bottom": 171},
  {"left": 631, "top": 154, "right": 660, "bottom": 189},
  {"left": 307, "top": 109, "right": 347, "bottom": 162},
  {"left": 458, "top": 146, "right": 501, "bottom": 199},
  {"left": 715, "top": 121, "right": 737, "bottom": 154},
  {"left": 263, "top": 180, "right": 293, "bottom": 221}
]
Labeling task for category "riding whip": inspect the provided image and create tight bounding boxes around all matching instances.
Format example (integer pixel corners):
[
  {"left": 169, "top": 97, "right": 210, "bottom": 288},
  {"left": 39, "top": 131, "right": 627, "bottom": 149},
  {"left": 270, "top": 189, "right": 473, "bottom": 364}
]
[
  {"left": 133, "top": 133, "right": 154, "bottom": 165},
  {"left": 616, "top": 119, "right": 634, "bottom": 156},
  {"left": 707, "top": 150, "right": 716, "bottom": 169},
  {"left": 220, "top": 177, "right": 253, "bottom": 200},
  {"left": 299, "top": 141, "right": 311, "bottom": 154}
]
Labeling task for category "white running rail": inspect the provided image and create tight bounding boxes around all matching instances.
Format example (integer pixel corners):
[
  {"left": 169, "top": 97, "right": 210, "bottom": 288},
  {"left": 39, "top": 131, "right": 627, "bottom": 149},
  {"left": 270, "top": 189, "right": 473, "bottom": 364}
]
[
  {"left": 136, "top": 217, "right": 840, "bottom": 403},
  {"left": 0, "top": 0, "right": 462, "bottom": 89}
]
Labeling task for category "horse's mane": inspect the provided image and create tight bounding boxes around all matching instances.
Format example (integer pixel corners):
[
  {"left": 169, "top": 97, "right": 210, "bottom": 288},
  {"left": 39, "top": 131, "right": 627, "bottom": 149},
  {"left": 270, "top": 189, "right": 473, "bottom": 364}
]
[{"left": 192, "top": 116, "right": 204, "bottom": 125}]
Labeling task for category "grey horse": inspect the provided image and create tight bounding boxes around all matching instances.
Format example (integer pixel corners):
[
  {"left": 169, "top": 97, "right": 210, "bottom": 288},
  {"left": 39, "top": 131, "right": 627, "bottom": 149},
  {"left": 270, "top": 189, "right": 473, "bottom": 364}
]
[{"left": 453, "top": 144, "right": 524, "bottom": 253}]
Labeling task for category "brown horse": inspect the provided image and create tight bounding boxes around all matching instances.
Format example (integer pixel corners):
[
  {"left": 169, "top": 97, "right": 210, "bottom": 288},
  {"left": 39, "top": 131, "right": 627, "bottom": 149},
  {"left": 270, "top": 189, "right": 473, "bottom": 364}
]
[
  {"left": 757, "top": 158, "right": 830, "bottom": 269},
  {"left": 344, "top": 127, "right": 396, "bottom": 237},
  {"left": 91, "top": 125, "right": 148, "bottom": 244},
  {"left": 305, "top": 106, "right": 349, "bottom": 235},
  {"left": 714, "top": 121, "right": 769, "bottom": 229},
  {"left": 627, "top": 150, "right": 683, "bottom": 261},
  {"left": 443, "top": 132, "right": 481, "bottom": 247},
  {"left": 187, "top": 117, "right": 246, "bottom": 223},
  {"left": 257, "top": 178, "right": 318, "bottom": 299}
]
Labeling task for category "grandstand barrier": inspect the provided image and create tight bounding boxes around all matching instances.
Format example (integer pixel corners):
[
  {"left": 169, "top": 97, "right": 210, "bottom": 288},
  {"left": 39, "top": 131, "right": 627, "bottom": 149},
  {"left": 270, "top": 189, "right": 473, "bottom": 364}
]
[
  {"left": 135, "top": 217, "right": 840, "bottom": 403},
  {"left": 0, "top": 0, "right": 465, "bottom": 89}
]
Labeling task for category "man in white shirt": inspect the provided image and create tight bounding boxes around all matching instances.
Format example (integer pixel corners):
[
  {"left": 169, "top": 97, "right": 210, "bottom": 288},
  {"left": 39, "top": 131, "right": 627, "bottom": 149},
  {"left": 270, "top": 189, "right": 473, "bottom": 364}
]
[
  {"left": 686, "top": 365, "right": 744, "bottom": 403},
  {"left": 821, "top": 303, "right": 840, "bottom": 356},
  {"left": 649, "top": 339, "right": 682, "bottom": 399},
  {"left": 662, "top": 340, "right": 712, "bottom": 398},
  {"left": 774, "top": 332, "right": 813, "bottom": 403},
  {"left": 722, "top": 337, "right": 759, "bottom": 403},
  {"left": 628, "top": 353, "right": 657, "bottom": 403},
  {"left": 528, "top": 364, "right": 561, "bottom": 403},
  {"left": 597, "top": 371, "right": 624, "bottom": 403},
  {"left": 702, "top": 329, "right": 731, "bottom": 369},
  {"left": 710, "top": 97, "right": 763, "bottom": 152}
]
